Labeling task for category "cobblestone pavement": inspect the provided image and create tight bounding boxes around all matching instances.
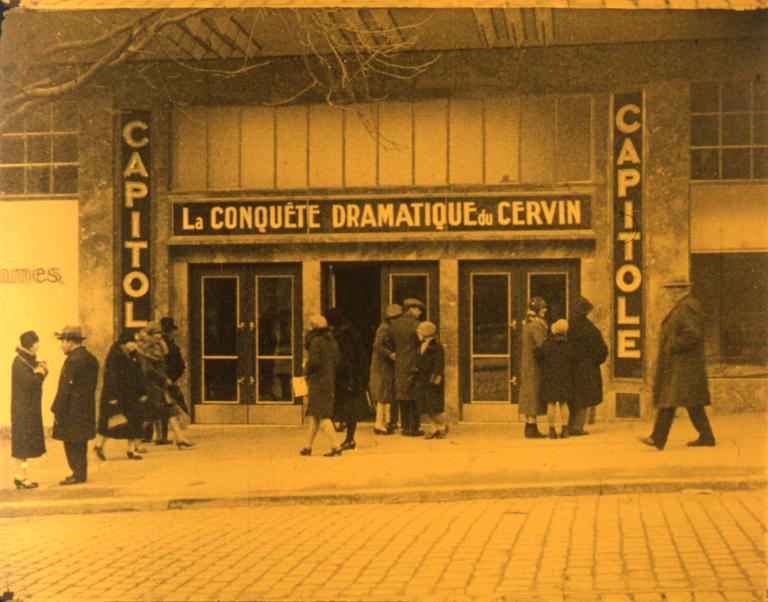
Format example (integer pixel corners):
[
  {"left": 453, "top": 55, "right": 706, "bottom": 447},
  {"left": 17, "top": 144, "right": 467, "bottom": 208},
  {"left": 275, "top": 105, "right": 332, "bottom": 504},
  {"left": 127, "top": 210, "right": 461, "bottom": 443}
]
[{"left": 1, "top": 491, "right": 766, "bottom": 602}]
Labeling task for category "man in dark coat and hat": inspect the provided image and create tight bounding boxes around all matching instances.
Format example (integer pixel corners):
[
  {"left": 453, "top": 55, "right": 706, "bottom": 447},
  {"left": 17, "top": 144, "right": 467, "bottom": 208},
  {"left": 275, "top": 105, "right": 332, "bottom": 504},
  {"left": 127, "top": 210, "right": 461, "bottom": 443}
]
[
  {"left": 390, "top": 298, "right": 424, "bottom": 436},
  {"left": 51, "top": 326, "right": 100, "bottom": 484},
  {"left": 639, "top": 279, "right": 715, "bottom": 451},
  {"left": 567, "top": 296, "right": 608, "bottom": 436},
  {"left": 154, "top": 316, "right": 186, "bottom": 444}
]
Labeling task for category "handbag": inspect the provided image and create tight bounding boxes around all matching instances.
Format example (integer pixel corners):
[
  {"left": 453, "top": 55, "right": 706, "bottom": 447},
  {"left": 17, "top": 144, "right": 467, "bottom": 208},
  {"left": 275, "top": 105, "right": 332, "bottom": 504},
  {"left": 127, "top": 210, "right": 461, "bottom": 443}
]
[
  {"left": 107, "top": 413, "right": 129, "bottom": 430},
  {"left": 292, "top": 375, "right": 308, "bottom": 398}
]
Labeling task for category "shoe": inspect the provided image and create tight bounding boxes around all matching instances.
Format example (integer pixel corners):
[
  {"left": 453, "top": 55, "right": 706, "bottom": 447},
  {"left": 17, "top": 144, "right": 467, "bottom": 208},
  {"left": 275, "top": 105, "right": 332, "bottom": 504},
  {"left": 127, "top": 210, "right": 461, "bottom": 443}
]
[
  {"left": 134, "top": 447, "right": 148, "bottom": 454},
  {"left": 141, "top": 437, "right": 152, "bottom": 443},
  {"left": 323, "top": 448, "right": 342, "bottom": 457},
  {"left": 127, "top": 451, "right": 143, "bottom": 460},
  {"left": 559, "top": 426, "right": 569, "bottom": 439},
  {"left": 548, "top": 427, "right": 558, "bottom": 439},
  {"left": 569, "top": 429, "right": 589, "bottom": 436},
  {"left": 176, "top": 440, "right": 195, "bottom": 449},
  {"left": 524, "top": 424, "right": 546, "bottom": 439},
  {"left": 638, "top": 436, "right": 664, "bottom": 450},
  {"left": 60, "top": 476, "right": 85, "bottom": 485},
  {"left": 299, "top": 447, "right": 312, "bottom": 456},
  {"left": 14, "top": 478, "right": 39, "bottom": 490},
  {"left": 94, "top": 445, "right": 106, "bottom": 461},
  {"left": 425, "top": 430, "right": 447, "bottom": 440},
  {"left": 339, "top": 440, "right": 356, "bottom": 451},
  {"left": 412, "top": 429, "right": 425, "bottom": 437},
  {"left": 373, "top": 428, "right": 392, "bottom": 435},
  {"left": 687, "top": 438, "right": 716, "bottom": 447},
  {"left": 154, "top": 439, "right": 172, "bottom": 446}
]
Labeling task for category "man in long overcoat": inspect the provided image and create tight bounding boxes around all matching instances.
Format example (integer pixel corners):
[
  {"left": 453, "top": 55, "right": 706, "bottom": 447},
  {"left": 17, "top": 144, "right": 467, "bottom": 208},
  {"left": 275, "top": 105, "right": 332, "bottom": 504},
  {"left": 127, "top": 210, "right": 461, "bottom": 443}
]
[
  {"left": 51, "top": 325, "right": 100, "bottom": 484},
  {"left": 519, "top": 297, "right": 548, "bottom": 438},
  {"left": 390, "top": 298, "right": 424, "bottom": 436},
  {"left": 639, "top": 280, "right": 715, "bottom": 450},
  {"left": 370, "top": 304, "right": 401, "bottom": 434},
  {"left": 567, "top": 296, "right": 608, "bottom": 436}
]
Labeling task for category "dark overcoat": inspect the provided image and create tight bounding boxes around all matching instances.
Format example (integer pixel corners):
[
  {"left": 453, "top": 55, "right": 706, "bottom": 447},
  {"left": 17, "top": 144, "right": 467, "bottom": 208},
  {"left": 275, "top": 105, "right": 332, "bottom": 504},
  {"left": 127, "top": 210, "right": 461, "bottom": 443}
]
[
  {"left": 138, "top": 354, "right": 176, "bottom": 420},
  {"left": 331, "top": 322, "right": 370, "bottom": 423},
  {"left": 569, "top": 314, "right": 608, "bottom": 409},
  {"left": 304, "top": 328, "right": 340, "bottom": 420},
  {"left": 535, "top": 335, "right": 575, "bottom": 404},
  {"left": 11, "top": 348, "right": 48, "bottom": 459},
  {"left": 653, "top": 295, "right": 711, "bottom": 409},
  {"left": 518, "top": 313, "right": 548, "bottom": 416},
  {"left": 98, "top": 343, "right": 148, "bottom": 439},
  {"left": 369, "top": 320, "right": 395, "bottom": 405},
  {"left": 163, "top": 336, "right": 186, "bottom": 382},
  {"left": 51, "top": 346, "right": 99, "bottom": 442},
  {"left": 390, "top": 313, "right": 420, "bottom": 401},
  {"left": 411, "top": 338, "right": 445, "bottom": 415}
]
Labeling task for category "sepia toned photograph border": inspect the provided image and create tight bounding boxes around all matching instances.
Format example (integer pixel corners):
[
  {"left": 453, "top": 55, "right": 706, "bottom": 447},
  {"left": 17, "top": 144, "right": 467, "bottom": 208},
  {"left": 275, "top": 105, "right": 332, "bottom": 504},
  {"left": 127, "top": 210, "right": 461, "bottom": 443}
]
[{"left": 0, "top": 1, "right": 766, "bottom": 601}]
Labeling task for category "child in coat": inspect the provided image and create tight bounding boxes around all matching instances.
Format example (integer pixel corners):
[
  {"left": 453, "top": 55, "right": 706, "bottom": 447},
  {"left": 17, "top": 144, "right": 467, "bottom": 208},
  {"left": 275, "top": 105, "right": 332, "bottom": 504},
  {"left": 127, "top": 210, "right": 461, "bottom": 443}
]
[{"left": 535, "top": 319, "right": 575, "bottom": 439}]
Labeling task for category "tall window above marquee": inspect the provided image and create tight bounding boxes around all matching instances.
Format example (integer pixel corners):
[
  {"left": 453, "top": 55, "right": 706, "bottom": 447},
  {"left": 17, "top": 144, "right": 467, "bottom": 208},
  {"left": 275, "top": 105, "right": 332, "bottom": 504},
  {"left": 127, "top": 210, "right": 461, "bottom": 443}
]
[
  {"left": 0, "top": 101, "right": 78, "bottom": 196},
  {"left": 690, "top": 81, "right": 768, "bottom": 181},
  {"left": 171, "top": 96, "right": 593, "bottom": 191}
]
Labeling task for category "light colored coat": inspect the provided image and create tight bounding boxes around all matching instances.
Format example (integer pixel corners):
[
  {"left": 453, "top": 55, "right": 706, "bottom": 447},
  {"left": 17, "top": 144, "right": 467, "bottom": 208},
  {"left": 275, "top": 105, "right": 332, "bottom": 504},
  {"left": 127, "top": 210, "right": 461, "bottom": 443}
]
[
  {"left": 369, "top": 320, "right": 395, "bottom": 404},
  {"left": 518, "top": 313, "right": 547, "bottom": 416}
]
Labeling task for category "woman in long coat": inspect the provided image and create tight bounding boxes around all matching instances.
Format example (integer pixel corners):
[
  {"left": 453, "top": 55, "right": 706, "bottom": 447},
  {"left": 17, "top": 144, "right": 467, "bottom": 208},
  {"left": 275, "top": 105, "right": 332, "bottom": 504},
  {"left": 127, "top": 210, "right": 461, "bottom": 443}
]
[
  {"left": 412, "top": 321, "right": 447, "bottom": 439},
  {"left": 94, "top": 331, "right": 149, "bottom": 461},
  {"left": 370, "top": 304, "right": 401, "bottom": 435},
  {"left": 518, "top": 297, "right": 548, "bottom": 438},
  {"left": 11, "top": 330, "right": 49, "bottom": 489},
  {"left": 327, "top": 307, "right": 369, "bottom": 451},
  {"left": 136, "top": 324, "right": 194, "bottom": 449},
  {"left": 300, "top": 314, "right": 342, "bottom": 456},
  {"left": 568, "top": 297, "right": 608, "bottom": 436}
]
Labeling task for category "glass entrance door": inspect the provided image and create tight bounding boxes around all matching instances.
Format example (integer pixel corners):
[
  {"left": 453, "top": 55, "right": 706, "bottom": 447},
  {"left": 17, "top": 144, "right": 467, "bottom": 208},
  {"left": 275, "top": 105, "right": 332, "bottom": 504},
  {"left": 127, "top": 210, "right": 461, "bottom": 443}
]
[
  {"left": 460, "top": 260, "right": 579, "bottom": 406},
  {"left": 380, "top": 263, "right": 439, "bottom": 324},
  {"left": 190, "top": 264, "right": 302, "bottom": 420}
]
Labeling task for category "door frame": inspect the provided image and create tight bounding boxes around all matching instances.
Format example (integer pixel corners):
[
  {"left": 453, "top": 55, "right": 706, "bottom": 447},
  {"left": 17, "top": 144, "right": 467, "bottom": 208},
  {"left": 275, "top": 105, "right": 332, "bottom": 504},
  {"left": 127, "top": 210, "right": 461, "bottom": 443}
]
[{"left": 459, "top": 259, "right": 580, "bottom": 409}]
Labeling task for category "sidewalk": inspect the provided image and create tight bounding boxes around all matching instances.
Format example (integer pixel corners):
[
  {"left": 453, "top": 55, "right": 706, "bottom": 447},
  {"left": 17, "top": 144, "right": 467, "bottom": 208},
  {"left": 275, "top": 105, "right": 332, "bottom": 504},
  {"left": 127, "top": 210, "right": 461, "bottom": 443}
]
[{"left": 1, "top": 411, "right": 765, "bottom": 516}]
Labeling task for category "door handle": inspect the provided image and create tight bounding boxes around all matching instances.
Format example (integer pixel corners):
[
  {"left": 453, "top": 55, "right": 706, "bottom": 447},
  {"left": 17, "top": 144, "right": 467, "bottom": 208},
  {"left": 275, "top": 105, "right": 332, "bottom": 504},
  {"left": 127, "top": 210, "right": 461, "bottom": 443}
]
[
  {"left": 510, "top": 376, "right": 518, "bottom": 386},
  {"left": 249, "top": 376, "right": 255, "bottom": 385},
  {"left": 237, "top": 376, "right": 246, "bottom": 385},
  {"left": 249, "top": 321, "right": 255, "bottom": 331},
  {"left": 509, "top": 320, "right": 517, "bottom": 330},
  {"left": 237, "top": 322, "right": 245, "bottom": 330}
]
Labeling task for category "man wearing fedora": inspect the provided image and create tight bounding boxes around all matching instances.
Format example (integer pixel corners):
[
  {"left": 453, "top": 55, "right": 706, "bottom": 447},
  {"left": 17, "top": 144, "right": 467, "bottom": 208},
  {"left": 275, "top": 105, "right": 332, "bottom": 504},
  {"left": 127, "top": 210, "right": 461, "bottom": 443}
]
[
  {"left": 639, "top": 278, "right": 716, "bottom": 451},
  {"left": 391, "top": 298, "right": 425, "bottom": 436},
  {"left": 156, "top": 316, "right": 186, "bottom": 444},
  {"left": 51, "top": 326, "right": 100, "bottom": 484}
]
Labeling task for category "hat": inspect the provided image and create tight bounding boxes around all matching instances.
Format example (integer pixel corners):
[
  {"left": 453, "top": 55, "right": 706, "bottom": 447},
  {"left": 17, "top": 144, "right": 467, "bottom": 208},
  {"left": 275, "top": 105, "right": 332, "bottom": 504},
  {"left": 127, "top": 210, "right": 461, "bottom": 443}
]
[
  {"left": 308, "top": 314, "right": 328, "bottom": 330},
  {"left": 403, "top": 298, "right": 425, "bottom": 310},
  {"left": 385, "top": 303, "right": 403, "bottom": 319},
  {"left": 529, "top": 296, "right": 547, "bottom": 311},
  {"left": 551, "top": 319, "right": 569, "bottom": 336},
  {"left": 664, "top": 278, "right": 693, "bottom": 288},
  {"left": 55, "top": 325, "right": 85, "bottom": 341},
  {"left": 573, "top": 296, "right": 594, "bottom": 314},
  {"left": 160, "top": 317, "right": 178, "bottom": 332},
  {"left": 20, "top": 330, "right": 39, "bottom": 349},
  {"left": 416, "top": 320, "right": 437, "bottom": 339}
]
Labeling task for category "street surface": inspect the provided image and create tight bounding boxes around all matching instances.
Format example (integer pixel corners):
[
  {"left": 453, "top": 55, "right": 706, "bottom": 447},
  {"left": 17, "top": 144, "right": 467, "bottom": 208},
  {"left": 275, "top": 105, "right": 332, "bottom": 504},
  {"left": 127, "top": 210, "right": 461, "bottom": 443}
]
[{"left": 1, "top": 490, "right": 766, "bottom": 601}]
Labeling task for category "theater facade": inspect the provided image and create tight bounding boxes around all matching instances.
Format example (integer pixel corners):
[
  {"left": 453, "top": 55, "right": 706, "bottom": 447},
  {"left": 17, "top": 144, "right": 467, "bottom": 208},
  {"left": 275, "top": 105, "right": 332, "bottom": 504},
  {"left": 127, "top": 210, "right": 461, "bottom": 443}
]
[{"left": 1, "top": 6, "right": 766, "bottom": 427}]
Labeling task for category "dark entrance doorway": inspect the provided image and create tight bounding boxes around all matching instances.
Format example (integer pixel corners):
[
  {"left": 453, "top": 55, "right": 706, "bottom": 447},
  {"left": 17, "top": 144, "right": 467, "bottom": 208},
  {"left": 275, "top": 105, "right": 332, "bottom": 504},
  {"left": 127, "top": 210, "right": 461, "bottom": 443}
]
[{"left": 329, "top": 263, "right": 381, "bottom": 360}]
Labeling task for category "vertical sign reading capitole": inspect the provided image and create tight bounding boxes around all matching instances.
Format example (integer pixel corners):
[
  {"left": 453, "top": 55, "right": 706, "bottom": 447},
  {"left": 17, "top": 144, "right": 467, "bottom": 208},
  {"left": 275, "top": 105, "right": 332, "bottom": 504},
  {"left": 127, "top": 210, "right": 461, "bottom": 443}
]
[
  {"left": 120, "top": 111, "right": 151, "bottom": 329},
  {"left": 613, "top": 92, "right": 643, "bottom": 378}
]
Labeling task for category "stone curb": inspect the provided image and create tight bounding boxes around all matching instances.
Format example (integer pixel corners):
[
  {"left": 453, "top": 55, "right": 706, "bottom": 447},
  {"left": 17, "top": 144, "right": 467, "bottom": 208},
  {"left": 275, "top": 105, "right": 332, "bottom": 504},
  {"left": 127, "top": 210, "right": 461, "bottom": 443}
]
[{"left": 0, "top": 476, "right": 764, "bottom": 518}]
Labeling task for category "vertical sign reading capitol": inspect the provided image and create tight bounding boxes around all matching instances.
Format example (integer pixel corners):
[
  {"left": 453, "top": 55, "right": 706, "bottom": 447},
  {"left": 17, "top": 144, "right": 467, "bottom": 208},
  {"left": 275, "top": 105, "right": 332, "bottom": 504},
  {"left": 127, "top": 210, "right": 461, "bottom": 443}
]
[
  {"left": 120, "top": 111, "right": 151, "bottom": 329},
  {"left": 613, "top": 93, "right": 643, "bottom": 378}
]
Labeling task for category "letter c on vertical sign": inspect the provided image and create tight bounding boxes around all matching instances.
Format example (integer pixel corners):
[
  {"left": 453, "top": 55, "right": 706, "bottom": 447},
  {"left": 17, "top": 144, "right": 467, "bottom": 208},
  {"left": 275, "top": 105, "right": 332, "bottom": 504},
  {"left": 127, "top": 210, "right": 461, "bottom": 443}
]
[
  {"left": 122, "top": 120, "right": 149, "bottom": 148},
  {"left": 616, "top": 104, "right": 641, "bottom": 134}
]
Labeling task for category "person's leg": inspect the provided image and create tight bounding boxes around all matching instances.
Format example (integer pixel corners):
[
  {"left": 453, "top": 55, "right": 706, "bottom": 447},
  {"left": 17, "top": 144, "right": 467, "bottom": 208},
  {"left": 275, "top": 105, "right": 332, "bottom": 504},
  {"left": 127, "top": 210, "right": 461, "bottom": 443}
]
[
  {"left": 161, "top": 416, "right": 169, "bottom": 442},
  {"left": 559, "top": 402, "right": 570, "bottom": 437},
  {"left": 374, "top": 402, "right": 386, "bottom": 431},
  {"left": 65, "top": 441, "right": 88, "bottom": 481},
  {"left": 546, "top": 402, "right": 557, "bottom": 438},
  {"left": 94, "top": 435, "right": 107, "bottom": 460},
  {"left": 568, "top": 407, "right": 587, "bottom": 433},
  {"left": 14, "top": 458, "right": 28, "bottom": 482},
  {"left": 398, "top": 400, "right": 410, "bottom": 433},
  {"left": 687, "top": 406, "right": 716, "bottom": 445},
  {"left": 168, "top": 415, "right": 194, "bottom": 447},
  {"left": 650, "top": 407, "right": 676, "bottom": 449},
  {"left": 305, "top": 416, "right": 320, "bottom": 450},
  {"left": 341, "top": 422, "right": 357, "bottom": 450},
  {"left": 319, "top": 418, "right": 341, "bottom": 453},
  {"left": 388, "top": 399, "right": 400, "bottom": 430},
  {"left": 586, "top": 406, "right": 596, "bottom": 425}
]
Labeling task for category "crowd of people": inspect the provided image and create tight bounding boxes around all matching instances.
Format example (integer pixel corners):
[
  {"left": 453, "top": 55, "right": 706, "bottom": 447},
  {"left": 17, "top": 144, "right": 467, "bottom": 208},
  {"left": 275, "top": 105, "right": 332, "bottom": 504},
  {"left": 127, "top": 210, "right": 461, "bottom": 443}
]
[
  {"left": 301, "top": 298, "right": 447, "bottom": 456},
  {"left": 11, "top": 318, "right": 193, "bottom": 489},
  {"left": 10, "top": 278, "right": 717, "bottom": 485}
]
